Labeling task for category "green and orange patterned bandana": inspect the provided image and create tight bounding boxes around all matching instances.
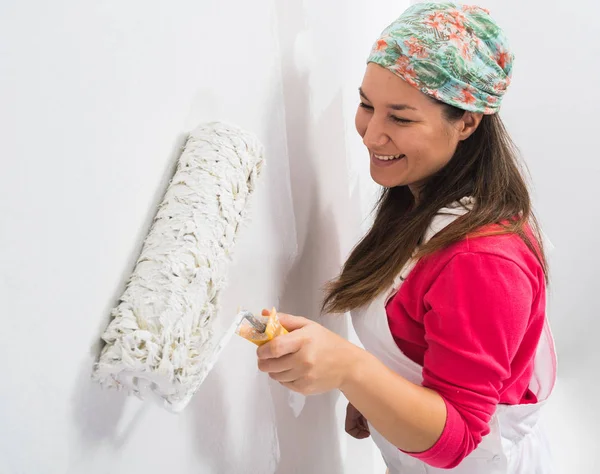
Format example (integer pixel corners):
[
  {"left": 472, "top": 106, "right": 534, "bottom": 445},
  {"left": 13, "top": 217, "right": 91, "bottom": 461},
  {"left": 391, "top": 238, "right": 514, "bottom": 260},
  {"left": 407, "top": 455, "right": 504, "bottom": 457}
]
[{"left": 367, "top": 2, "right": 513, "bottom": 114}]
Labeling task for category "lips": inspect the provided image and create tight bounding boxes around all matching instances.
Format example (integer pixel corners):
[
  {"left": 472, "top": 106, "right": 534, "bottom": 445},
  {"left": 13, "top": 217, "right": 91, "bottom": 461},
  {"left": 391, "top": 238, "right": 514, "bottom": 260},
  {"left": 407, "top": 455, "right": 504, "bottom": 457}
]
[
  {"left": 373, "top": 153, "right": 404, "bottom": 161},
  {"left": 370, "top": 152, "right": 406, "bottom": 167}
]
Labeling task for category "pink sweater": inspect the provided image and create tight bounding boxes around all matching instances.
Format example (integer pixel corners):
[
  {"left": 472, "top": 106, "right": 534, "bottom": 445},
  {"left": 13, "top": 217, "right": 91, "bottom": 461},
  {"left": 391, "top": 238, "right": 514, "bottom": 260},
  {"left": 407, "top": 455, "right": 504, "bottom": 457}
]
[{"left": 385, "top": 231, "right": 546, "bottom": 469}]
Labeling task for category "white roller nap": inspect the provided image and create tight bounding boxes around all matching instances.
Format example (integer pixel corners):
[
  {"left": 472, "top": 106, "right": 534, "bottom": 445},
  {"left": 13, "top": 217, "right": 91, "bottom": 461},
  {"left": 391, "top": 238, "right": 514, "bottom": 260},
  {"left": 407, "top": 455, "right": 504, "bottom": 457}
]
[{"left": 93, "top": 121, "right": 265, "bottom": 412}]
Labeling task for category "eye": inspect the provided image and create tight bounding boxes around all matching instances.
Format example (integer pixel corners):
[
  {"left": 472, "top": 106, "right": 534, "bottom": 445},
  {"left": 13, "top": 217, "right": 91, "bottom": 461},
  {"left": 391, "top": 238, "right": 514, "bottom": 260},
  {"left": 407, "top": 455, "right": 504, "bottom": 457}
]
[
  {"left": 390, "top": 115, "right": 413, "bottom": 124},
  {"left": 359, "top": 102, "right": 413, "bottom": 124}
]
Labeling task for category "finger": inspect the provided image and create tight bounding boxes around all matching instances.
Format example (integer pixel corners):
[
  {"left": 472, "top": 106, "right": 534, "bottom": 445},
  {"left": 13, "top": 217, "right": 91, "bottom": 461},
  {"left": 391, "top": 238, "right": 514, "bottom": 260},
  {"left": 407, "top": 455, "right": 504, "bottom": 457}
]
[
  {"left": 346, "top": 423, "right": 366, "bottom": 437},
  {"left": 257, "top": 353, "right": 296, "bottom": 374},
  {"left": 257, "top": 331, "right": 305, "bottom": 360},
  {"left": 345, "top": 405, "right": 357, "bottom": 432},
  {"left": 259, "top": 308, "right": 309, "bottom": 332},
  {"left": 277, "top": 313, "right": 311, "bottom": 332},
  {"left": 348, "top": 428, "right": 370, "bottom": 440},
  {"left": 345, "top": 416, "right": 356, "bottom": 434},
  {"left": 346, "top": 412, "right": 370, "bottom": 438},
  {"left": 346, "top": 403, "right": 362, "bottom": 421},
  {"left": 358, "top": 416, "right": 370, "bottom": 433},
  {"left": 268, "top": 368, "right": 302, "bottom": 383}
]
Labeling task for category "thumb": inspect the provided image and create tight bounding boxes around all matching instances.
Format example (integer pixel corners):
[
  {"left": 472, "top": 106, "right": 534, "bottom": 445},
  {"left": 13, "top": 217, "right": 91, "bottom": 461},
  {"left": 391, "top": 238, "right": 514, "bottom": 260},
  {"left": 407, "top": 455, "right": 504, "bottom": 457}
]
[{"left": 276, "top": 312, "right": 311, "bottom": 332}]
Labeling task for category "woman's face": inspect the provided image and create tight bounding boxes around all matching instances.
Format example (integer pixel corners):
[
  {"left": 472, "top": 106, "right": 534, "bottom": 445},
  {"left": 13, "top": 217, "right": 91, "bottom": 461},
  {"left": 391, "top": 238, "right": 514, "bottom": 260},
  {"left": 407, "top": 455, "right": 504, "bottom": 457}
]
[{"left": 355, "top": 63, "right": 481, "bottom": 192}]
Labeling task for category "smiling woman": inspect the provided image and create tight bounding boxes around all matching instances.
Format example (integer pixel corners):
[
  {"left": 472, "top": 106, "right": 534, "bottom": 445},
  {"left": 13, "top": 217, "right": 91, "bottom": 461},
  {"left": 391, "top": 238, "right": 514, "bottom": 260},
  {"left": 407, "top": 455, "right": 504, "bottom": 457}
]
[
  {"left": 355, "top": 66, "right": 482, "bottom": 191},
  {"left": 255, "top": 3, "right": 557, "bottom": 474}
]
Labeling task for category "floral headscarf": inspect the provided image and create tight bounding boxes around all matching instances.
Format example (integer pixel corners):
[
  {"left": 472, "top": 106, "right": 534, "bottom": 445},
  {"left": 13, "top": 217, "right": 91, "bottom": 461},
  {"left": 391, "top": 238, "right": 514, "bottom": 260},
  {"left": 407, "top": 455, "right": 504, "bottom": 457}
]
[{"left": 367, "top": 2, "right": 513, "bottom": 114}]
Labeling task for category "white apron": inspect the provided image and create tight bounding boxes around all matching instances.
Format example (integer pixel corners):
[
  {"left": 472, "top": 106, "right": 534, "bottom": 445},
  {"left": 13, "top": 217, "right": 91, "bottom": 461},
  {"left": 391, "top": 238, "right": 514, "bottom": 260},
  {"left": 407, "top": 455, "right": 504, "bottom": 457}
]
[{"left": 351, "top": 200, "right": 557, "bottom": 474}]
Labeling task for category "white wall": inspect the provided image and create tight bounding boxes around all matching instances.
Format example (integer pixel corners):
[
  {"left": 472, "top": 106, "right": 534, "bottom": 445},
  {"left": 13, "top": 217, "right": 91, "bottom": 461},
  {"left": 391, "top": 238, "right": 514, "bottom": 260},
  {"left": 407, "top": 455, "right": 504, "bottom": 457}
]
[
  {"left": 0, "top": 1, "right": 294, "bottom": 472},
  {"left": 0, "top": 0, "right": 399, "bottom": 473},
  {"left": 271, "top": 1, "right": 405, "bottom": 472},
  {"left": 3, "top": 0, "right": 596, "bottom": 473}
]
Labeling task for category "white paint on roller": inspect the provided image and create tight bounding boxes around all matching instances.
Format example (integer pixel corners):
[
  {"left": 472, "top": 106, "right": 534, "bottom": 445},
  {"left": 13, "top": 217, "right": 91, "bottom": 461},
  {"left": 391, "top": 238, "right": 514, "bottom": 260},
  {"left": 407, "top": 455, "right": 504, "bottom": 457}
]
[{"left": 93, "top": 121, "right": 264, "bottom": 412}]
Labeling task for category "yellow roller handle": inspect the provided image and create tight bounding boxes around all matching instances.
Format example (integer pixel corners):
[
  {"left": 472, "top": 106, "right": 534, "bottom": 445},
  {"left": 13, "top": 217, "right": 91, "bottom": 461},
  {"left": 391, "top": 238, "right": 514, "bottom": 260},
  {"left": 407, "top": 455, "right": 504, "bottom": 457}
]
[{"left": 241, "top": 307, "right": 288, "bottom": 346}]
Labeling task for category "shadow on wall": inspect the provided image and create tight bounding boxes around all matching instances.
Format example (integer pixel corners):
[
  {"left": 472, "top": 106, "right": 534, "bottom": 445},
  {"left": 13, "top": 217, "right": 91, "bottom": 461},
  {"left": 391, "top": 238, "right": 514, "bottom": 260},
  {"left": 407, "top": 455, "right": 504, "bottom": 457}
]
[
  {"left": 266, "top": 1, "right": 351, "bottom": 473},
  {"left": 270, "top": 200, "right": 347, "bottom": 474},
  {"left": 68, "top": 133, "right": 188, "bottom": 469},
  {"left": 188, "top": 368, "right": 236, "bottom": 474},
  {"left": 87, "top": 132, "right": 189, "bottom": 362},
  {"left": 189, "top": 342, "right": 283, "bottom": 474},
  {"left": 186, "top": 91, "right": 289, "bottom": 471},
  {"left": 270, "top": 99, "right": 351, "bottom": 474}
]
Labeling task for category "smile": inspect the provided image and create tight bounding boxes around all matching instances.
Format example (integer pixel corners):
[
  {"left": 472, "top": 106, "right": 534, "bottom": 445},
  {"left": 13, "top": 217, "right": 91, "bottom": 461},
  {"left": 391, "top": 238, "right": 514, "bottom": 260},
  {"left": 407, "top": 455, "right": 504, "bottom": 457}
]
[
  {"left": 371, "top": 152, "right": 406, "bottom": 167},
  {"left": 373, "top": 153, "right": 404, "bottom": 161}
]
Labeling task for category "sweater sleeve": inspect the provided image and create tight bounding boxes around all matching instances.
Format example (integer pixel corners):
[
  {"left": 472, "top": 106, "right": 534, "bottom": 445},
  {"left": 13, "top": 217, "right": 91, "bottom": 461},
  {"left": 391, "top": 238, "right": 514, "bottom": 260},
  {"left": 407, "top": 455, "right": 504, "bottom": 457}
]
[{"left": 405, "top": 252, "right": 535, "bottom": 469}]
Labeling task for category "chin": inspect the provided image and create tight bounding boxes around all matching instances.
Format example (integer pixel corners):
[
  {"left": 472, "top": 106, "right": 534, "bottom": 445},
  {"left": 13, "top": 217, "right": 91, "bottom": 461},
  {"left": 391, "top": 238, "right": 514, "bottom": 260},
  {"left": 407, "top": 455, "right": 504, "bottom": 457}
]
[{"left": 370, "top": 167, "right": 408, "bottom": 188}]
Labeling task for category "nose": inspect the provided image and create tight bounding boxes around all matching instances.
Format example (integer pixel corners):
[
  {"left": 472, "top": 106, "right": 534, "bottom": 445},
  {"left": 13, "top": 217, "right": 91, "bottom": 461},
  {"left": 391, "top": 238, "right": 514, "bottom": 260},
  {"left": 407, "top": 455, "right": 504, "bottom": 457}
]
[{"left": 362, "top": 116, "right": 389, "bottom": 150}]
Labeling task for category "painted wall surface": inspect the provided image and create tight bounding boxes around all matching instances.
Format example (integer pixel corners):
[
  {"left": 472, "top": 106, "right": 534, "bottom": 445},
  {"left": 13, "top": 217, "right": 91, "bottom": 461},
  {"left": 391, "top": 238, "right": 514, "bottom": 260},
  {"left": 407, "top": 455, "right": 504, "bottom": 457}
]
[
  {"left": 0, "top": 0, "right": 400, "bottom": 472},
  {"left": 3, "top": 0, "right": 597, "bottom": 473},
  {"left": 0, "top": 0, "right": 277, "bottom": 473},
  {"left": 0, "top": 0, "right": 295, "bottom": 472}
]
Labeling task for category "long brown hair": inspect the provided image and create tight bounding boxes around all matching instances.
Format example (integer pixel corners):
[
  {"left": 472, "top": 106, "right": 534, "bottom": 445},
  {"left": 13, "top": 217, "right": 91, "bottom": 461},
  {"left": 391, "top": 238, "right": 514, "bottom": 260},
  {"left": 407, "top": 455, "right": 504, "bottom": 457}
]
[{"left": 323, "top": 104, "right": 548, "bottom": 314}]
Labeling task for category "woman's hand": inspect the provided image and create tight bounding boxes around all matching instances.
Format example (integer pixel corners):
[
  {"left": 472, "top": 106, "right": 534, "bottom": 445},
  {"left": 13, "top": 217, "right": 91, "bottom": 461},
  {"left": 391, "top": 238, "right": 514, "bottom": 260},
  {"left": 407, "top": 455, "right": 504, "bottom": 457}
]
[
  {"left": 345, "top": 402, "right": 370, "bottom": 439},
  {"left": 256, "top": 311, "right": 362, "bottom": 395}
]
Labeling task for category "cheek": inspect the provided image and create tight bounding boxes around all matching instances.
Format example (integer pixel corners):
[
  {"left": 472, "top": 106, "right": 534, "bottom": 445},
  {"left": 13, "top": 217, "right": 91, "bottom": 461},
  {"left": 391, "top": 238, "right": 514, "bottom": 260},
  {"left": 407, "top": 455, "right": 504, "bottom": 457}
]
[
  {"left": 355, "top": 108, "right": 367, "bottom": 137},
  {"left": 385, "top": 128, "right": 456, "bottom": 183},
  {"left": 409, "top": 127, "right": 456, "bottom": 164},
  {"left": 428, "top": 128, "right": 459, "bottom": 166},
  {"left": 387, "top": 128, "right": 422, "bottom": 160}
]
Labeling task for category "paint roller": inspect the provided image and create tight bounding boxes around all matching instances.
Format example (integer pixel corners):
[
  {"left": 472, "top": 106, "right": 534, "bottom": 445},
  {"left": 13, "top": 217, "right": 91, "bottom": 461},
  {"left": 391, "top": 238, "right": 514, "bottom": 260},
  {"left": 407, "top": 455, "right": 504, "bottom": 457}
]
[{"left": 92, "top": 121, "right": 275, "bottom": 412}]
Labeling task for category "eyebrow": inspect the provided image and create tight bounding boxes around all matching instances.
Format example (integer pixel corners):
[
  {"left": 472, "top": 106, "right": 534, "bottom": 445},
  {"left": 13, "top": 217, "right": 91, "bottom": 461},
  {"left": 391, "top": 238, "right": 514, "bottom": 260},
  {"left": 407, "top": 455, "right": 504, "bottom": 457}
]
[{"left": 359, "top": 87, "right": 417, "bottom": 111}]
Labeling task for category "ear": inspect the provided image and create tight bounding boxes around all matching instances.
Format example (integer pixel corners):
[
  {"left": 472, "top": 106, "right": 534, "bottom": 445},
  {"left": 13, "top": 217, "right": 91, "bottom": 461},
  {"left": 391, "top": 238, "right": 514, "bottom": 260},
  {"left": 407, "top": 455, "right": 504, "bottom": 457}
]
[{"left": 458, "top": 112, "right": 483, "bottom": 141}]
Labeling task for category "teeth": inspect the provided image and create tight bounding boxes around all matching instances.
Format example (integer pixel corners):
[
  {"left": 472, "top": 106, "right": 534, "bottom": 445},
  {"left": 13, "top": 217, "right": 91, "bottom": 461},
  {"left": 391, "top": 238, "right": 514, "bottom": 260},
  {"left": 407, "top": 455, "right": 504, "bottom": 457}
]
[{"left": 374, "top": 153, "right": 403, "bottom": 161}]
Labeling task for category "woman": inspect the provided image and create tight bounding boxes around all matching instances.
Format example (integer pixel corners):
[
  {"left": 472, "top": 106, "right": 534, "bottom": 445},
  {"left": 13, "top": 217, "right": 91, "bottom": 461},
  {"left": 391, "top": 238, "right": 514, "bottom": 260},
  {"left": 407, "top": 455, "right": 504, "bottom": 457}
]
[{"left": 256, "top": 3, "right": 556, "bottom": 473}]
